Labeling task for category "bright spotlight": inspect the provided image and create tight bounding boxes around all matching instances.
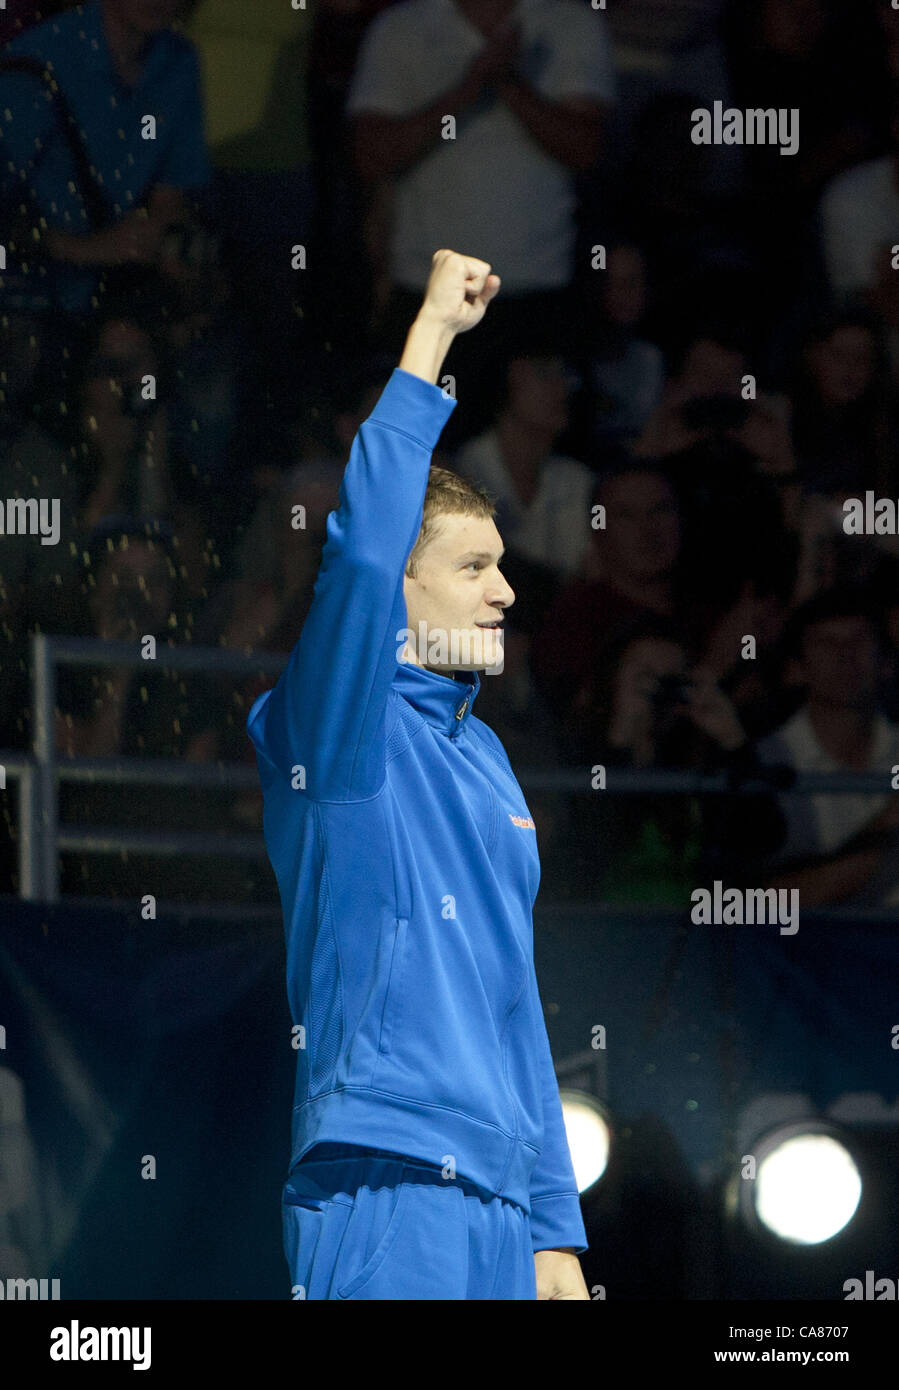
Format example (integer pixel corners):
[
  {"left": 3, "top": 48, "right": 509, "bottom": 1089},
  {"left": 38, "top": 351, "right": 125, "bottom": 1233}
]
[
  {"left": 559, "top": 1089, "right": 611, "bottom": 1193},
  {"left": 752, "top": 1124, "right": 862, "bottom": 1245}
]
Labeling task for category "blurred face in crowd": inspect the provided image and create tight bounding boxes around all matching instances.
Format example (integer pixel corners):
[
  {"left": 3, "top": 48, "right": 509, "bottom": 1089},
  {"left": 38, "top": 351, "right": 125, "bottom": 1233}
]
[
  {"left": 624, "top": 636, "right": 685, "bottom": 682},
  {"left": 887, "top": 605, "right": 899, "bottom": 654},
  {"left": 610, "top": 635, "right": 690, "bottom": 730},
  {"left": 678, "top": 337, "right": 746, "bottom": 399},
  {"left": 460, "top": 0, "right": 517, "bottom": 29},
  {"left": 807, "top": 325, "right": 876, "bottom": 408},
  {"left": 95, "top": 317, "right": 157, "bottom": 386},
  {"left": 107, "top": 0, "right": 186, "bottom": 35},
  {"left": 604, "top": 245, "right": 647, "bottom": 328},
  {"left": 335, "top": 385, "right": 385, "bottom": 452},
  {"left": 0, "top": 311, "right": 43, "bottom": 409},
  {"left": 762, "top": 0, "right": 826, "bottom": 56},
  {"left": 798, "top": 616, "right": 880, "bottom": 710},
  {"left": 880, "top": 4, "right": 899, "bottom": 83},
  {"left": 505, "top": 355, "right": 572, "bottom": 435},
  {"left": 280, "top": 478, "right": 339, "bottom": 595},
  {"left": 595, "top": 470, "right": 681, "bottom": 584},
  {"left": 90, "top": 541, "right": 173, "bottom": 640},
  {"left": 81, "top": 376, "right": 138, "bottom": 457},
  {"left": 81, "top": 318, "right": 158, "bottom": 454},
  {"left": 403, "top": 512, "right": 514, "bottom": 673}
]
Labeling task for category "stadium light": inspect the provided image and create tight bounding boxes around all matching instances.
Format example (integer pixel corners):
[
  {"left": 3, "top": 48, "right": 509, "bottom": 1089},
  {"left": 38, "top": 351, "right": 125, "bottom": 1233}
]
[
  {"left": 559, "top": 1089, "right": 612, "bottom": 1194},
  {"left": 743, "top": 1120, "right": 862, "bottom": 1245}
]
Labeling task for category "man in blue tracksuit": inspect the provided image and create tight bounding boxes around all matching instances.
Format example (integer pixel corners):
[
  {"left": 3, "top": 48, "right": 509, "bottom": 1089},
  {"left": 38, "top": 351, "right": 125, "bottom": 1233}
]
[{"left": 247, "top": 250, "right": 588, "bottom": 1300}]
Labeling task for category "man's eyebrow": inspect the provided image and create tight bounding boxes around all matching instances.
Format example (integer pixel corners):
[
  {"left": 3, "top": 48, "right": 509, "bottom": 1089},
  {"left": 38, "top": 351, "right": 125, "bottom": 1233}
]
[{"left": 456, "top": 549, "right": 506, "bottom": 563}]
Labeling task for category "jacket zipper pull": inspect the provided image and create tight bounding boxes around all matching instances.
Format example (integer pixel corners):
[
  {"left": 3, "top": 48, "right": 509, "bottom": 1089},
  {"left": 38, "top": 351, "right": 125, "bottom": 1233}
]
[{"left": 455, "top": 696, "right": 470, "bottom": 721}]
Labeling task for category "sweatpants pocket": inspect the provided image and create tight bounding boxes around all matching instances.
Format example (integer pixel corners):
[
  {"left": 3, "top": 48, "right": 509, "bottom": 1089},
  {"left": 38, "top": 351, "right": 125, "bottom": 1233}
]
[
  {"left": 282, "top": 1191, "right": 354, "bottom": 1300},
  {"left": 335, "top": 1174, "right": 411, "bottom": 1299},
  {"left": 337, "top": 1169, "right": 469, "bottom": 1300}
]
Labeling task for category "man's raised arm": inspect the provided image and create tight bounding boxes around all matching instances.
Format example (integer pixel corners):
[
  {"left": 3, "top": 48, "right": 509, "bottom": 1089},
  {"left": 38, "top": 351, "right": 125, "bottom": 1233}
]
[{"left": 246, "top": 251, "right": 500, "bottom": 801}]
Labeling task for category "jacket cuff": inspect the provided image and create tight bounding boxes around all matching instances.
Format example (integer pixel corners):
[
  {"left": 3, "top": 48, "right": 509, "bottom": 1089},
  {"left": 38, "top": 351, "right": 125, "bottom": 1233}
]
[
  {"left": 367, "top": 367, "right": 456, "bottom": 451},
  {"left": 529, "top": 1193, "right": 588, "bottom": 1255}
]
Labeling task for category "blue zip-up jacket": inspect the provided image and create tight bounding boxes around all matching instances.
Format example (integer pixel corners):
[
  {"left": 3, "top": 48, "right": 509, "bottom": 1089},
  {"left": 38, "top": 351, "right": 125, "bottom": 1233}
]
[{"left": 247, "top": 367, "right": 587, "bottom": 1254}]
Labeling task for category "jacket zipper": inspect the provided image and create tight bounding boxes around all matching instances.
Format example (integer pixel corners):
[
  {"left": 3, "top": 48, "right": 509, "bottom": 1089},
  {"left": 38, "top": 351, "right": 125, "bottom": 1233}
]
[{"left": 452, "top": 695, "right": 470, "bottom": 737}]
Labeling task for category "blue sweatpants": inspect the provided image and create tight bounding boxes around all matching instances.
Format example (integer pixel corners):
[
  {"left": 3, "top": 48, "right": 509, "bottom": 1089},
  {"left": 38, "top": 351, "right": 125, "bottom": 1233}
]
[{"left": 282, "top": 1142, "right": 538, "bottom": 1300}]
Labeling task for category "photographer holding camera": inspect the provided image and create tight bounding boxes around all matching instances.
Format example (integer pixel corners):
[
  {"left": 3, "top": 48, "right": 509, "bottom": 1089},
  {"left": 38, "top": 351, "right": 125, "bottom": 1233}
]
[
  {"left": 74, "top": 314, "right": 174, "bottom": 530},
  {"left": 557, "top": 621, "right": 757, "bottom": 904},
  {"left": 0, "top": 0, "right": 212, "bottom": 332},
  {"left": 606, "top": 634, "right": 747, "bottom": 770}
]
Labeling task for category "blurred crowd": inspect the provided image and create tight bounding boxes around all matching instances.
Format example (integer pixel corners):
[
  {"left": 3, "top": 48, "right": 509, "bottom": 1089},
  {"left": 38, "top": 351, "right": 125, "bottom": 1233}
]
[{"left": 3, "top": 0, "right": 899, "bottom": 909}]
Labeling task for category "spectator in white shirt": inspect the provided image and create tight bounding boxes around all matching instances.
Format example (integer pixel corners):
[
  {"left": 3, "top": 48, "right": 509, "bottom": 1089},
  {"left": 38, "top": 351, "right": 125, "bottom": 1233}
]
[
  {"left": 583, "top": 240, "right": 665, "bottom": 448},
  {"left": 453, "top": 345, "right": 595, "bottom": 578},
  {"left": 348, "top": 0, "right": 615, "bottom": 294},
  {"left": 819, "top": 84, "right": 899, "bottom": 304},
  {"left": 346, "top": 0, "right": 616, "bottom": 441},
  {"left": 754, "top": 588, "right": 899, "bottom": 907}
]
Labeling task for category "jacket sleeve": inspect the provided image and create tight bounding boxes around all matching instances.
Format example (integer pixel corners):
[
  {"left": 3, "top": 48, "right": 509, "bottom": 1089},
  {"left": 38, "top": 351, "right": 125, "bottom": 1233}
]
[
  {"left": 527, "top": 966, "right": 589, "bottom": 1254},
  {"left": 246, "top": 368, "right": 455, "bottom": 800}
]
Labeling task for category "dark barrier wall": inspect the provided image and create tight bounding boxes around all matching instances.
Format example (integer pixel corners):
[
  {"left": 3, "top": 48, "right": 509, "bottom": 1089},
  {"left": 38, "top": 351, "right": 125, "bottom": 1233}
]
[
  {"left": 1, "top": 899, "right": 898, "bottom": 1299},
  {"left": 534, "top": 910, "right": 899, "bottom": 1179},
  {"left": 0, "top": 901, "right": 293, "bottom": 1299}
]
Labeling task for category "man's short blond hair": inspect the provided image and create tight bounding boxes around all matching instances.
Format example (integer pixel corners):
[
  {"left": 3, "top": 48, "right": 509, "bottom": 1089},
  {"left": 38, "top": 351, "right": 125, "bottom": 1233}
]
[{"left": 405, "top": 466, "right": 496, "bottom": 578}]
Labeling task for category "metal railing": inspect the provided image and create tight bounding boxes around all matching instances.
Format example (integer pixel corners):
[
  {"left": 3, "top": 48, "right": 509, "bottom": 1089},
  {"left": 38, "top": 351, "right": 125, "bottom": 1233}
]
[
  {"left": 0, "top": 631, "right": 896, "bottom": 905},
  {"left": 13, "top": 633, "right": 287, "bottom": 901}
]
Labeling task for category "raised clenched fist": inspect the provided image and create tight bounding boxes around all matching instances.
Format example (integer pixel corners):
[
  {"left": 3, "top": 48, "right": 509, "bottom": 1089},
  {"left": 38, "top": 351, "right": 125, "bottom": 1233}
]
[{"left": 419, "top": 249, "right": 501, "bottom": 334}]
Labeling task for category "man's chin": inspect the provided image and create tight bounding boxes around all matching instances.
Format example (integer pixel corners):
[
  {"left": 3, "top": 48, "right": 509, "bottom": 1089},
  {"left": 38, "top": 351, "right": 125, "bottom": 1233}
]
[
  {"left": 424, "top": 661, "right": 499, "bottom": 674},
  {"left": 462, "top": 655, "right": 506, "bottom": 676},
  {"left": 421, "top": 655, "right": 505, "bottom": 676},
  {"left": 404, "top": 626, "right": 504, "bottom": 674},
  {"left": 473, "top": 633, "right": 505, "bottom": 674}
]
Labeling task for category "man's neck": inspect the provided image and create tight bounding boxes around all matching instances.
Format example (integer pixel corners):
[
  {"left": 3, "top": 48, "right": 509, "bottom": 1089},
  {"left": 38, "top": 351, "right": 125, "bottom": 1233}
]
[
  {"left": 101, "top": 0, "right": 151, "bottom": 84},
  {"left": 807, "top": 702, "right": 876, "bottom": 768}
]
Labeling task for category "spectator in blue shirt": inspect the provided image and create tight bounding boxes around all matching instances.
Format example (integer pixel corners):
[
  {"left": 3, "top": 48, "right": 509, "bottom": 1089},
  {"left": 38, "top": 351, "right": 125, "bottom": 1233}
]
[{"left": 0, "top": 0, "right": 212, "bottom": 319}]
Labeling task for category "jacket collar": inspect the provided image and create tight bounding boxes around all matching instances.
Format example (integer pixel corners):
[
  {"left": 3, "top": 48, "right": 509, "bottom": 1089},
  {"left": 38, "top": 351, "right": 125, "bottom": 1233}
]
[{"left": 393, "top": 658, "right": 480, "bottom": 736}]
